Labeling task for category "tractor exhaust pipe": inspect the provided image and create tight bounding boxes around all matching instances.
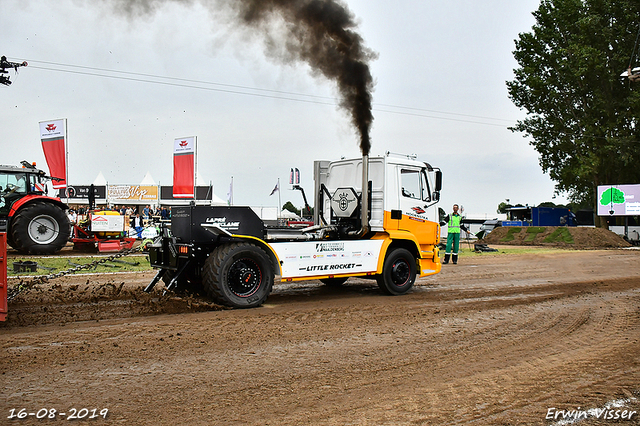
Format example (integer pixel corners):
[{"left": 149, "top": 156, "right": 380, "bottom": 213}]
[{"left": 348, "top": 154, "right": 369, "bottom": 237}]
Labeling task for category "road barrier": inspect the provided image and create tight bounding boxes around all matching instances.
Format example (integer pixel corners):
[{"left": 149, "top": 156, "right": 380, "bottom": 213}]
[{"left": 1, "top": 232, "right": 6, "bottom": 321}]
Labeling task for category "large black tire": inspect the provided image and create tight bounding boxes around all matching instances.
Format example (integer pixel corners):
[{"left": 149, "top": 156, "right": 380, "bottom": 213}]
[
  {"left": 376, "top": 248, "right": 417, "bottom": 295},
  {"left": 203, "top": 242, "right": 274, "bottom": 308},
  {"left": 10, "top": 202, "right": 71, "bottom": 254}
]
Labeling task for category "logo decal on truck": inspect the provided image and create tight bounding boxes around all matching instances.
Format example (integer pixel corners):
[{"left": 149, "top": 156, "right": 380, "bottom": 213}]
[
  {"left": 300, "top": 263, "right": 361, "bottom": 272},
  {"left": 205, "top": 217, "right": 240, "bottom": 231},
  {"left": 315, "top": 242, "right": 345, "bottom": 252}
]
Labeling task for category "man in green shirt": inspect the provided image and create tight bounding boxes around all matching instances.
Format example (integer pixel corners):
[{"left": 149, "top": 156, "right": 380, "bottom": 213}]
[{"left": 443, "top": 204, "right": 462, "bottom": 264}]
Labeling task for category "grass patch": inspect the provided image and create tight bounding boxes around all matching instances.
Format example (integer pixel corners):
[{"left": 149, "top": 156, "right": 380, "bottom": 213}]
[
  {"left": 543, "top": 228, "right": 574, "bottom": 244},
  {"left": 525, "top": 227, "right": 546, "bottom": 242},
  {"left": 451, "top": 245, "right": 571, "bottom": 257},
  {"left": 500, "top": 227, "right": 522, "bottom": 242},
  {"left": 8, "top": 254, "right": 152, "bottom": 276}
]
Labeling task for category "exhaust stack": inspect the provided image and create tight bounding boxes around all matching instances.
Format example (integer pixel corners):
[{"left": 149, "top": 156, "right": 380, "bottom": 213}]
[{"left": 348, "top": 154, "right": 369, "bottom": 237}]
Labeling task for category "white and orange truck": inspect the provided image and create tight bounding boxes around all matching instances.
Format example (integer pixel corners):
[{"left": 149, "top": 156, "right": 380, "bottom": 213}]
[{"left": 146, "top": 152, "right": 443, "bottom": 308}]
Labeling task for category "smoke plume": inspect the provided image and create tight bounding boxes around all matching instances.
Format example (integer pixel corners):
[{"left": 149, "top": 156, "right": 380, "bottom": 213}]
[{"left": 114, "top": 0, "right": 377, "bottom": 155}]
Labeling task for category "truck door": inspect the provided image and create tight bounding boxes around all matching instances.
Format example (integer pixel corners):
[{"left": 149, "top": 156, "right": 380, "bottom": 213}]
[{"left": 398, "top": 168, "right": 438, "bottom": 244}]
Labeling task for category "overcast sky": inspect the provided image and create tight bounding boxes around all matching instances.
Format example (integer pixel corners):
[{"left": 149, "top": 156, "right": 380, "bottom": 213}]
[{"left": 1, "top": 0, "right": 566, "bottom": 217}]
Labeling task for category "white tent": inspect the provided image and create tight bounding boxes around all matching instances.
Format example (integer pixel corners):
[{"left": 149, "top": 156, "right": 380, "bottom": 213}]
[
  {"left": 280, "top": 209, "right": 300, "bottom": 219},
  {"left": 195, "top": 171, "right": 206, "bottom": 186},
  {"left": 140, "top": 171, "right": 156, "bottom": 185},
  {"left": 211, "top": 191, "right": 227, "bottom": 206},
  {"left": 93, "top": 171, "right": 107, "bottom": 186}
]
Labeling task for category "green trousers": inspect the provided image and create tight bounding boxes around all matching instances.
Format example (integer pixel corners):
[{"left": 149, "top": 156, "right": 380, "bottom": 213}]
[{"left": 445, "top": 232, "right": 460, "bottom": 254}]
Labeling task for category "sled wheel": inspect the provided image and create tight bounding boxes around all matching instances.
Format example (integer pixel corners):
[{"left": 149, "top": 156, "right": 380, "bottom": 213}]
[
  {"left": 320, "top": 277, "right": 349, "bottom": 287},
  {"left": 10, "top": 202, "right": 71, "bottom": 254},
  {"left": 141, "top": 238, "right": 154, "bottom": 252},
  {"left": 376, "top": 248, "right": 417, "bottom": 295},
  {"left": 203, "top": 242, "right": 273, "bottom": 308}
]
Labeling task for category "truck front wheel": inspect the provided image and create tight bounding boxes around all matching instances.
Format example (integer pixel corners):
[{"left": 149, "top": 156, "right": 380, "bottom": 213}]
[
  {"left": 203, "top": 243, "right": 273, "bottom": 308},
  {"left": 376, "top": 248, "right": 417, "bottom": 295}
]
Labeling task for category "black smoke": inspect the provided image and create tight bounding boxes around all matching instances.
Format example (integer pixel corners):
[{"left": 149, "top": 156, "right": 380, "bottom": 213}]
[{"left": 114, "top": 0, "right": 377, "bottom": 155}]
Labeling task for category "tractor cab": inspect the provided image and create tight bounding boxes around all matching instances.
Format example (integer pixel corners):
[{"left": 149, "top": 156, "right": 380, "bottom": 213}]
[{"left": 0, "top": 164, "right": 47, "bottom": 217}]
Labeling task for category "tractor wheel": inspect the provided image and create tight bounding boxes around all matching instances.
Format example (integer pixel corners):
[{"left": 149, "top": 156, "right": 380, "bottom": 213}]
[
  {"left": 376, "top": 248, "right": 417, "bottom": 295},
  {"left": 10, "top": 202, "right": 71, "bottom": 254},
  {"left": 6, "top": 230, "right": 16, "bottom": 251},
  {"left": 203, "top": 242, "right": 273, "bottom": 308},
  {"left": 320, "top": 277, "right": 349, "bottom": 287}
]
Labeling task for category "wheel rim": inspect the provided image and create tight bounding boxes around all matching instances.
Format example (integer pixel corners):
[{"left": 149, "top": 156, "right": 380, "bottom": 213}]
[
  {"left": 228, "top": 258, "right": 263, "bottom": 297},
  {"left": 27, "top": 214, "right": 60, "bottom": 245},
  {"left": 390, "top": 258, "right": 411, "bottom": 287}
]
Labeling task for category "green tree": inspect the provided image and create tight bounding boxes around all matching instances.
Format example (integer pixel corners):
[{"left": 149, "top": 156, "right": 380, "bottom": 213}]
[
  {"left": 282, "top": 201, "right": 300, "bottom": 216},
  {"left": 507, "top": 0, "right": 640, "bottom": 227},
  {"left": 537, "top": 201, "right": 558, "bottom": 208},
  {"left": 497, "top": 201, "right": 513, "bottom": 214}
]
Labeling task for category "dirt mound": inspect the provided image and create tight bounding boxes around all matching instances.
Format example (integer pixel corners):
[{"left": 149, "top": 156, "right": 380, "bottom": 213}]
[{"left": 481, "top": 226, "right": 631, "bottom": 249}]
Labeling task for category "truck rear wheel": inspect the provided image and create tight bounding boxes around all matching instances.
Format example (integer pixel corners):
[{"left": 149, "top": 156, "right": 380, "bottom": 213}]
[
  {"left": 10, "top": 202, "right": 71, "bottom": 254},
  {"left": 376, "top": 248, "right": 417, "bottom": 295},
  {"left": 203, "top": 242, "right": 273, "bottom": 308}
]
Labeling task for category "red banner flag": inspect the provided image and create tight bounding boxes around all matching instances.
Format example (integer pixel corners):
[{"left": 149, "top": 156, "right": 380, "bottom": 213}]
[
  {"left": 39, "top": 119, "right": 67, "bottom": 189},
  {"left": 173, "top": 137, "right": 196, "bottom": 198}
]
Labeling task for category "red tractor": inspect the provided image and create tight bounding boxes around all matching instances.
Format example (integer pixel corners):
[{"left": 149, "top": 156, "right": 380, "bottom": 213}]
[{"left": 0, "top": 162, "right": 70, "bottom": 254}]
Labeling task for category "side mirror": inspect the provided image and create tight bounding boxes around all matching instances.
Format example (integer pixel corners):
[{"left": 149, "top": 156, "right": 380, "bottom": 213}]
[
  {"left": 435, "top": 170, "right": 442, "bottom": 191},
  {"left": 438, "top": 207, "right": 447, "bottom": 224}
]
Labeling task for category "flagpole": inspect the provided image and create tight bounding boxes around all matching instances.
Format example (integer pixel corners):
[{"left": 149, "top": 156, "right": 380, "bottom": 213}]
[
  {"left": 194, "top": 136, "right": 198, "bottom": 204},
  {"left": 65, "top": 118, "right": 69, "bottom": 205}
]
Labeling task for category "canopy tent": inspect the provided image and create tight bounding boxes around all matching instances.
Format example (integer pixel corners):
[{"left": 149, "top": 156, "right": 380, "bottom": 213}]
[
  {"left": 93, "top": 171, "right": 107, "bottom": 186},
  {"left": 211, "top": 191, "right": 227, "bottom": 206},
  {"left": 140, "top": 171, "right": 156, "bottom": 185},
  {"left": 279, "top": 209, "right": 300, "bottom": 219}
]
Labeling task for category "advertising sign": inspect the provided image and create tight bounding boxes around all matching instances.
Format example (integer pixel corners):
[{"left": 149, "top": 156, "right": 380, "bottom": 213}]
[
  {"left": 270, "top": 240, "right": 384, "bottom": 279},
  {"left": 597, "top": 184, "right": 640, "bottom": 216},
  {"left": 57, "top": 185, "right": 107, "bottom": 200},
  {"left": 107, "top": 185, "right": 158, "bottom": 202},
  {"left": 39, "top": 119, "right": 67, "bottom": 189},
  {"left": 173, "top": 136, "right": 196, "bottom": 198},
  {"left": 91, "top": 215, "right": 124, "bottom": 232}
]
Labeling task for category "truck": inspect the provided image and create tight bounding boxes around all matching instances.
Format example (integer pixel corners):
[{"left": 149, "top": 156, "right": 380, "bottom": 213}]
[
  {"left": 0, "top": 162, "right": 71, "bottom": 254},
  {"left": 146, "top": 153, "right": 443, "bottom": 308},
  {"left": 503, "top": 206, "right": 576, "bottom": 227}
]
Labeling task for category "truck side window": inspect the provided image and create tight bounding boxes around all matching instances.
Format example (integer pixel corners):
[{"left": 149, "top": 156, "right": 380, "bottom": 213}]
[{"left": 400, "top": 169, "right": 421, "bottom": 200}]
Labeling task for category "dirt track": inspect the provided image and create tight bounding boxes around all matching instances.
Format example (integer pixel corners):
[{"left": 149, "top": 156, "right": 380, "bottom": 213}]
[{"left": 2, "top": 248, "right": 640, "bottom": 425}]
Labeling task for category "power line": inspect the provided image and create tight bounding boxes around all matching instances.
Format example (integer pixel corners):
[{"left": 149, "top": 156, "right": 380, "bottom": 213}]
[{"left": 20, "top": 58, "right": 520, "bottom": 129}]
